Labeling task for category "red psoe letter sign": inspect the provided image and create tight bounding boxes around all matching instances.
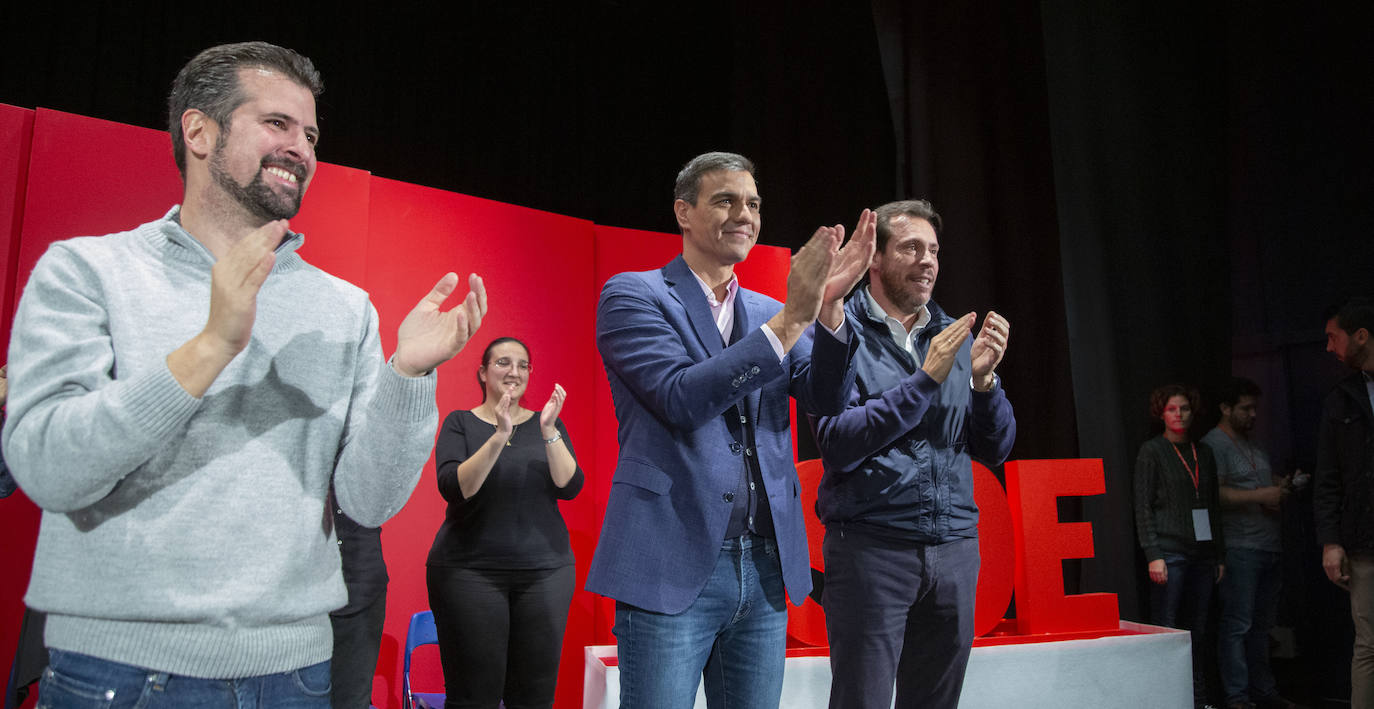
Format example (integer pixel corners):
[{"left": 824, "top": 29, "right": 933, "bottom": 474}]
[
  {"left": 1006, "top": 459, "right": 1118, "bottom": 634},
  {"left": 971, "top": 462, "right": 1014, "bottom": 637}
]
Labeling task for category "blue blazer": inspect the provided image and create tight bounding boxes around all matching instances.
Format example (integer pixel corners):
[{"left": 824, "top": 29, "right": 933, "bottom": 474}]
[{"left": 586, "top": 255, "right": 858, "bottom": 614}]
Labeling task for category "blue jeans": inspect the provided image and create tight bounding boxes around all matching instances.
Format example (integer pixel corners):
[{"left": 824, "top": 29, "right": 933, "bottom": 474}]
[
  {"left": 1218, "top": 547, "right": 1281, "bottom": 705},
  {"left": 37, "top": 650, "right": 331, "bottom": 708},
  {"left": 1150, "top": 553, "right": 1217, "bottom": 706},
  {"left": 613, "top": 534, "right": 787, "bottom": 709}
]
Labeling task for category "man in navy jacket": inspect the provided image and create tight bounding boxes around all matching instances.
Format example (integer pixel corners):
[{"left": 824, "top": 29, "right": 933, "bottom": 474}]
[
  {"left": 586, "top": 151, "right": 874, "bottom": 708},
  {"left": 812, "top": 199, "right": 1016, "bottom": 709}
]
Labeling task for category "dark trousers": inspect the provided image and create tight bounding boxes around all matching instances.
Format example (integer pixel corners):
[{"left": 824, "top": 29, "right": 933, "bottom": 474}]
[
  {"left": 330, "top": 589, "right": 387, "bottom": 709},
  {"left": 822, "top": 527, "right": 979, "bottom": 709},
  {"left": 5, "top": 607, "right": 47, "bottom": 707},
  {"left": 1150, "top": 553, "right": 1217, "bottom": 707},
  {"left": 426, "top": 565, "right": 575, "bottom": 709}
]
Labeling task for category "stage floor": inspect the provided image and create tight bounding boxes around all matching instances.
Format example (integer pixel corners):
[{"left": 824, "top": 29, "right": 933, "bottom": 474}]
[{"left": 583, "top": 621, "right": 1192, "bottom": 708}]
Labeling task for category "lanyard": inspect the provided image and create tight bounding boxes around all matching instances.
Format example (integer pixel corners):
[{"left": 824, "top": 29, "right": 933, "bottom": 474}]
[{"left": 1170, "top": 441, "right": 1200, "bottom": 498}]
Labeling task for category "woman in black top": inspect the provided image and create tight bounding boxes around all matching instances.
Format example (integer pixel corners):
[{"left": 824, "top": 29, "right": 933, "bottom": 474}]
[
  {"left": 426, "top": 337, "right": 583, "bottom": 709},
  {"left": 1133, "top": 383, "right": 1224, "bottom": 708}
]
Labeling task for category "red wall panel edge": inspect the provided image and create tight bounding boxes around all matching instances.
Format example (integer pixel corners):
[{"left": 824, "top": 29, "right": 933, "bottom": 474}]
[
  {"left": 1, "top": 104, "right": 35, "bottom": 352},
  {"left": 0, "top": 102, "right": 38, "bottom": 709}
]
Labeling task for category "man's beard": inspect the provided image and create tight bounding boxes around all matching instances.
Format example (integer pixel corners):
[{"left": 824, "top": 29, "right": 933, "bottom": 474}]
[
  {"left": 877, "top": 263, "right": 931, "bottom": 315},
  {"left": 1346, "top": 338, "right": 1371, "bottom": 371},
  {"left": 209, "top": 133, "right": 306, "bottom": 221}
]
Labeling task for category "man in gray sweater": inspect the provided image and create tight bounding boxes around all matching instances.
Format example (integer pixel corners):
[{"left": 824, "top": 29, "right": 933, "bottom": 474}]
[{"left": 1, "top": 42, "right": 486, "bottom": 707}]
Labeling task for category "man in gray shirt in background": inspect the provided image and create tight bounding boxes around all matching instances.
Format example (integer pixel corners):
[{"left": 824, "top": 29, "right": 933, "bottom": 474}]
[{"left": 1202, "top": 376, "right": 1301, "bottom": 709}]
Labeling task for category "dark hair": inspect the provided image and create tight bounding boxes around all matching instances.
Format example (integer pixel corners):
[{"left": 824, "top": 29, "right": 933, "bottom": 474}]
[
  {"left": 874, "top": 199, "right": 942, "bottom": 252},
  {"left": 673, "top": 152, "right": 755, "bottom": 205},
  {"left": 1332, "top": 296, "right": 1374, "bottom": 338},
  {"left": 477, "top": 337, "right": 530, "bottom": 401},
  {"left": 167, "top": 41, "right": 323, "bottom": 178},
  {"left": 1216, "top": 376, "right": 1261, "bottom": 409},
  {"left": 1149, "top": 383, "right": 1200, "bottom": 420}
]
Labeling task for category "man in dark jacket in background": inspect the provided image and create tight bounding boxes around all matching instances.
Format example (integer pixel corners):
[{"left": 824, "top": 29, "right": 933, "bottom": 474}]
[
  {"left": 811, "top": 199, "right": 1016, "bottom": 709},
  {"left": 1315, "top": 296, "right": 1374, "bottom": 708}
]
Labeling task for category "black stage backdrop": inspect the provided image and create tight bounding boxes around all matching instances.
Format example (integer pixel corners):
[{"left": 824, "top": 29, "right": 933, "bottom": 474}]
[{"left": 2, "top": 0, "right": 1371, "bottom": 639}]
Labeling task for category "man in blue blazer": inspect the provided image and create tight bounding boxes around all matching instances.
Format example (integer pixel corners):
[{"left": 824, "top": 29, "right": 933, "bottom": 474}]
[{"left": 587, "top": 151, "right": 874, "bottom": 708}]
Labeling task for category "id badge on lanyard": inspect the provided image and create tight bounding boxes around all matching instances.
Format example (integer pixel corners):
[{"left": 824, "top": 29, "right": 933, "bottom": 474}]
[{"left": 1192, "top": 508, "right": 1212, "bottom": 542}]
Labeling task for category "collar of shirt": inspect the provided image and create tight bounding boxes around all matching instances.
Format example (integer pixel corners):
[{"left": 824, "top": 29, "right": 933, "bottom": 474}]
[
  {"left": 1365, "top": 370, "right": 1374, "bottom": 415},
  {"left": 690, "top": 269, "right": 740, "bottom": 344},
  {"left": 863, "top": 285, "right": 930, "bottom": 359}
]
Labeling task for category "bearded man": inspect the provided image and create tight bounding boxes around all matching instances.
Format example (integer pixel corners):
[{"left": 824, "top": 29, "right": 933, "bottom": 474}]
[
  {"left": 1315, "top": 296, "right": 1374, "bottom": 708},
  {"left": 1, "top": 42, "right": 486, "bottom": 707},
  {"left": 810, "top": 199, "right": 1016, "bottom": 709}
]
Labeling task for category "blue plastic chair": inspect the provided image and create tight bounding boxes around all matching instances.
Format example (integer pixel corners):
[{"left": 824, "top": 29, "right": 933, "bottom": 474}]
[{"left": 402, "top": 610, "right": 445, "bottom": 709}]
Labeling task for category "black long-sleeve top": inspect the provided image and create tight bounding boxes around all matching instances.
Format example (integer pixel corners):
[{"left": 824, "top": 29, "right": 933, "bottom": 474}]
[{"left": 426, "top": 410, "right": 583, "bottom": 569}]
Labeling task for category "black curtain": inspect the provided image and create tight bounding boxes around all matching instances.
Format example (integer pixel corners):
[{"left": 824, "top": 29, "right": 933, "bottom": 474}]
[
  {"left": 1218, "top": 6, "right": 1374, "bottom": 695},
  {"left": 869, "top": 0, "right": 1078, "bottom": 463},
  {"left": 1040, "top": 2, "right": 1233, "bottom": 620},
  {"left": 0, "top": 1, "right": 895, "bottom": 247},
  {"left": 1041, "top": 1, "right": 1374, "bottom": 633}
]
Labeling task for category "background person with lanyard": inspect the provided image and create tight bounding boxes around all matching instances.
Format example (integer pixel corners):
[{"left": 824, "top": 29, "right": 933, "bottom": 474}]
[{"left": 1135, "top": 382, "right": 1226, "bottom": 709}]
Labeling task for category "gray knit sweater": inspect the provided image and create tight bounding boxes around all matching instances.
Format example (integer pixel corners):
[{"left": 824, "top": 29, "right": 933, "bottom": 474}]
[{"left": 2, "top": 207, "right": 436, "bottom": 678}]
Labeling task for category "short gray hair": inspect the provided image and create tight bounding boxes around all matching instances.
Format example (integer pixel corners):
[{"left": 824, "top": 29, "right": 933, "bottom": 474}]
[{"left": 673, "top": 151, "right": 756, "bottom": 205}]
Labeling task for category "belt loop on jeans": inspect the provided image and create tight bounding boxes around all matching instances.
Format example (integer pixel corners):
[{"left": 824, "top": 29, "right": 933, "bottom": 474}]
[{"left": 722, "top": 532, "right": 761, "bottom": 551}]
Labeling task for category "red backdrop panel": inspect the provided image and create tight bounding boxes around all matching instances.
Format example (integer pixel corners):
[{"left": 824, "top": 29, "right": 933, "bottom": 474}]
[
  {"left": 14, "top": 109, "right": 182, "bottom": 294},
  {"left": 293, "top": 162, "right": 372, "bottom": 285},
  {"left": 366, "top": 176, "right": 597, "bottom": 709},
  {"left": 4, "top": 109, "right": 179, "bottom": 709},
  {"left": 0, "top": 103, "right": 34, "bottom": 355},
  {"left": 0, "top": 102, "right": 37, "bottom": 709}
]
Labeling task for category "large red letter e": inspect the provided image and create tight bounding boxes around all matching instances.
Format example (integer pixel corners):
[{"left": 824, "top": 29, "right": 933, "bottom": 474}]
[{"left": 1006, "top": 459, "right": 1118, "bottom": 634}]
